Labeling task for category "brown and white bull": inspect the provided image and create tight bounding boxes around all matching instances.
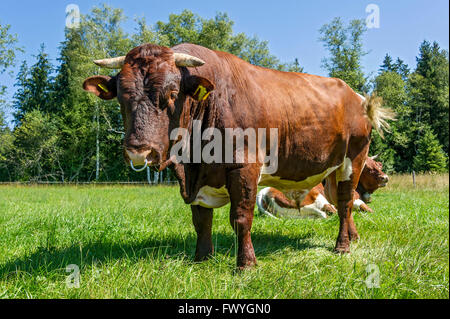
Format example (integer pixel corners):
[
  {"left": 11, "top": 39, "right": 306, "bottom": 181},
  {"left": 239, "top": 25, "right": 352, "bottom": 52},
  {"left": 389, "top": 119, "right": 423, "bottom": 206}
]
[
  {"left": 83, "top": 43, "right": 393, "bottom": 269},
  {"left": 256, "top": 156, "right": 389, "bottom": 218}
]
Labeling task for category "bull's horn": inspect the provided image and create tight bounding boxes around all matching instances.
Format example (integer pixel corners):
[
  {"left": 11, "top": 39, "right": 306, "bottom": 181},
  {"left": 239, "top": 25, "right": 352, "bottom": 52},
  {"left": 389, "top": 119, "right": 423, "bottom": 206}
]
[
  {"left": 173, "top": 53, "right": 205, "bottom": 67},
  {"left": 370, "top": 154, "right": 379, "bottom": 160},
  {"left": 93, "top": 56, "right": 126, "bottom": 69}
]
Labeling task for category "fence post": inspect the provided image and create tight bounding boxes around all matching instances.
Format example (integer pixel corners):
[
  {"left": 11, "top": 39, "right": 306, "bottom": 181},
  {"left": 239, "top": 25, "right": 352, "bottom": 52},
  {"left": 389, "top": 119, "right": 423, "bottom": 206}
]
[
  {"left": 147, "top": 166, "right": 151, "bottom": 185},
  {"left": 412, "top": 170, "right": 416, "bottom": 188}
]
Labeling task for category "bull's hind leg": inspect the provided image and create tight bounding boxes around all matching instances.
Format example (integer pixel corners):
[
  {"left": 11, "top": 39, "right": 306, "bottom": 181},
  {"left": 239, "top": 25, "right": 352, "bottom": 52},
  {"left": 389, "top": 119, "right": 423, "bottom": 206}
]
[
  {"left": 227, "top": 165, "right": 259, "bottom": 269},
  {"left": 335, "top": 144, "right": 369, "bottom": 253},
  {"left": 191, "top": 205, "right": 214, "bottom": 261}
]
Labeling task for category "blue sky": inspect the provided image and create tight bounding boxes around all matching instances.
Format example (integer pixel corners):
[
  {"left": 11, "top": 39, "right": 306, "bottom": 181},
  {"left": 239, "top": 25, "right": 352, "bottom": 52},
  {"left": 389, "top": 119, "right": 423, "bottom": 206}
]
[{"left": 0, "top": 0, "right": 448, "bottom": 119}]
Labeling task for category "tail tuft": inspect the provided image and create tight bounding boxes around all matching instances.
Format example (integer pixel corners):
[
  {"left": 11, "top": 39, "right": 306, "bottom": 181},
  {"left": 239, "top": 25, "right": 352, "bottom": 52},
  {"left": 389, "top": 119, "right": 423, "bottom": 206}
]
[{"left": 362, "top": 93, "right": 396, "bottom": 139}]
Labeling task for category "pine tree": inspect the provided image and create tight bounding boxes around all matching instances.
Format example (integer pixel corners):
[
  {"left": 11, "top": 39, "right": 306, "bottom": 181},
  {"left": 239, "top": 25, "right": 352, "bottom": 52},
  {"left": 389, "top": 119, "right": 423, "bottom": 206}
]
[
  {"left": 413, "top": 126, "right": 447, "bottom": 173},
  {"left": 408, "top": 40, "right": 449, "bottom": 154},
  {"left": 13, "top": 44, "right": 53, "bottom": 124},
  {"left": 379, "top": 54, "right": 394, "bottom": 74},
  {"left": 393, "top": 58, "right": 410, "bottom": 81},
  {"left": 12, "top": 61, "right": 30, "bottom": 123},
  {"left": 379, "top": 54, "right": 409, "bottom": 81}
]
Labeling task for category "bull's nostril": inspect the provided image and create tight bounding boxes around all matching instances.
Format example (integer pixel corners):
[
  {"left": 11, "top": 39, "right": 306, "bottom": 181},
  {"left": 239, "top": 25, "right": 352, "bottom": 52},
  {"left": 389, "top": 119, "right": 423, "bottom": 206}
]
[{"left": 126, "top": 149, "right": 151, "bottom": 166}]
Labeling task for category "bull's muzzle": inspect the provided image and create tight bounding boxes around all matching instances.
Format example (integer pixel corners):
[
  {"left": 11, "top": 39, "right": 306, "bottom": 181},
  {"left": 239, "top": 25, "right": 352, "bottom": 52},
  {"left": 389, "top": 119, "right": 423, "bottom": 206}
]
[
  {"left": 126, "top": 149, "right": 154, "bottom": 172},
  {"left": 379, "top": 175, "right": 389, "bottom": 187}
]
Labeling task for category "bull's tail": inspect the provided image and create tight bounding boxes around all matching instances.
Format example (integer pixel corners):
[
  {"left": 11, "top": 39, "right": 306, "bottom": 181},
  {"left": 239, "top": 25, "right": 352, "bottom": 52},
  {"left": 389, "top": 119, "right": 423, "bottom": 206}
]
[
  {"left": 256, "top": 187, "right": 278, "bottom": 219},
  {"left": 362, "top": 93, "right": 396, "bottom": 138}
]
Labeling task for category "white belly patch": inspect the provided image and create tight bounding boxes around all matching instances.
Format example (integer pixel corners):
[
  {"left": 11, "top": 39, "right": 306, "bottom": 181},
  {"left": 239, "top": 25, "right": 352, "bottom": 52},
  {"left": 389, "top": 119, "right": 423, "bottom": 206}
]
[
  {"left": 192, "top": 186, "right": 230, "bottom": 208},
  {"left": 258, "top": 164, "right": 340, "bottom": 191},
  {"left": 191, "top": 157, "right": 351, "bottom": 210},
  {"left": 298, "top": 194, "right": 329, "bottom": 219},
  {"left": 313, "top": 194, "right": 330, "bottom": 210}
]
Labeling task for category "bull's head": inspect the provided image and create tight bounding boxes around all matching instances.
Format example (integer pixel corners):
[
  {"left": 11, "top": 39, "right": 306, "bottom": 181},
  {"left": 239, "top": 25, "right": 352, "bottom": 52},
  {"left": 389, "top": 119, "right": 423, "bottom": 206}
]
[
  {"left": 359, "top": 156, "right": 389, "bottom": 198},
  {"left": 83, "top": 44, "right": 214, "bottom": 170}
]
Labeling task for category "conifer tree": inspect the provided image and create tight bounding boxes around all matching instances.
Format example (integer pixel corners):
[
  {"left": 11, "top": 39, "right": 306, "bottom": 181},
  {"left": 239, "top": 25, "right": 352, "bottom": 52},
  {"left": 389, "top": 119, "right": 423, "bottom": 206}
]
[{"left": 413, "top": 126, "right": 447, "bottom": 172}]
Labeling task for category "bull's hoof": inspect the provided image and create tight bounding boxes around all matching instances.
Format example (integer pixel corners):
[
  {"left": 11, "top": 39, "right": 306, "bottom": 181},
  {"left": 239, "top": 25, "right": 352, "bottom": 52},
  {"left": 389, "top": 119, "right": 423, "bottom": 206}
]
[
  {"left": 194, "top": 248, "right": 213, "bottom": 262},
  {"left": 236, "top": 257, "right": 257, "bottom": 271},
  {"left": 194, "top": 255, "right": 212, "bottom": 262},
  {"left": 349, "top": 232, "right": 360, "bottom": 242},
  {"left": 360, "top": 204, "right": 373, "bottom": 213},
  {"left": 323, "top": 204, "right": 337, "bottom": 215},
  {"left": 334, "top": 243, "right": 350, "bottom": 254},
  {"left": 236, "top": 262, "right": 257, "bottom": 272}
]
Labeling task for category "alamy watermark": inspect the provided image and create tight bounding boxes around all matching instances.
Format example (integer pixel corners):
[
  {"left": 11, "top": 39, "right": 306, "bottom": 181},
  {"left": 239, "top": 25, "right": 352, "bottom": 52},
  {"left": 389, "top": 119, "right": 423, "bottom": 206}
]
[
  {"left": 66, "top": 264, "right": 80, "bottom": 288},
  {"left": 169, "top": 121, "right": 279, "bottom": 174},
  {"left": 366, "top": 4, "right": 380, "bottom": 29},
  {"left": 66, "top": 4, "right": 80, "bottom": 29},
  {"left": 365, "top": 263, "right": 380, "bottom": 288}
]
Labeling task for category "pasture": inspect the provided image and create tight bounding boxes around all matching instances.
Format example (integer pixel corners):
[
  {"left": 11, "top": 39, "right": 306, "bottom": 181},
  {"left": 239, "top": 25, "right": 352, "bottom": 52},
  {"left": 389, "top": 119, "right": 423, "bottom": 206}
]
[{"left": 0, "top": 174, "right": 448, "bottom": 299}]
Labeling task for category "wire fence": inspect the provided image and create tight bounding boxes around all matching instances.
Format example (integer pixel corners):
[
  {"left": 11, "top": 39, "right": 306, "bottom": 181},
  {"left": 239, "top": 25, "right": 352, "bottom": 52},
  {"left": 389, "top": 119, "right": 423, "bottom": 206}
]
[
  {"left": 0, "top": 181, "right": 178, "bottom": 186},
  {"left": 0, "top": 167, "right": 178, "bottom": 186}
]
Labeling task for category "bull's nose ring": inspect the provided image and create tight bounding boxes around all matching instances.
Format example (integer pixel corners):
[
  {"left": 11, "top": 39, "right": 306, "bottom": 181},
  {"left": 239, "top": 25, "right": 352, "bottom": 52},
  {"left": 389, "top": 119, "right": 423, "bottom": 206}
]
[{"left": 130, "top": 159, "right": 148, "bottom": 172}]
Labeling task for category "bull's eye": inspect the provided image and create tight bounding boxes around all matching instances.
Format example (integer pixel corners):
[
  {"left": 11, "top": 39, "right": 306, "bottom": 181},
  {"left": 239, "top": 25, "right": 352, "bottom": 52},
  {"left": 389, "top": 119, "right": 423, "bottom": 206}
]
[
  {"left": 170, "top": 92, "right": 178, "bottom": 100},
  {"left": 144, "top": 77, "right": 149, "bottom": 87}
]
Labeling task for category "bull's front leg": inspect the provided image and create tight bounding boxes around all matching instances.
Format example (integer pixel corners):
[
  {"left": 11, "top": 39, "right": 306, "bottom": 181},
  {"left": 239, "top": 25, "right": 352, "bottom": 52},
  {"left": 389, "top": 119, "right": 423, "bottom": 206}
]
[
  {"left": 191, "top": 205, "right": 214, "bottom": 261},
  {"left": 227, "top": 165, "right": 259, "bottom": 269}
]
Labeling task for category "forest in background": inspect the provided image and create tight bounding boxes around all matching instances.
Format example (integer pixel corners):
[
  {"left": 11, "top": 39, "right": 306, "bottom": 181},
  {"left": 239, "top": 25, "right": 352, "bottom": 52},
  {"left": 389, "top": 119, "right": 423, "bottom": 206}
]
[{"left": 0, "top": 4, "right": 448, "bottom": 182}]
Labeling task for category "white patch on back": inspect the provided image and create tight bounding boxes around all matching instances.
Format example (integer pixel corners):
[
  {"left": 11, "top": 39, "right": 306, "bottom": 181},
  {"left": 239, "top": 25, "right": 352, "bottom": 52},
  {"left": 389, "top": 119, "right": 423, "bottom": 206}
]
[
  {"left": 192, "top": 186, "right": 230, "bottom": 208},
  {"left": 314, "top": 194, "right": 330, "bottom": 210},
  {"left": 356, "top": 93, "right": 366, "bottom": 101},
  {"left": 353, "top": 199, "right": 364, "bottom": 209},
  {"left": 336, "top": 157, "right": 353, "bottom": 182},
  {"left": 298, "top": 194, "right": 330, "bottom": 219}
]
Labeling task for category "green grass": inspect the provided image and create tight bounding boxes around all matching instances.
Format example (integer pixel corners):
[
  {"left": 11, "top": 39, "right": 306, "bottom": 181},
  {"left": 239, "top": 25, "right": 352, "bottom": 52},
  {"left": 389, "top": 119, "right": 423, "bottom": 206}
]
[{"left": 0, "top": 174, "right": 448, "bottom": 299}]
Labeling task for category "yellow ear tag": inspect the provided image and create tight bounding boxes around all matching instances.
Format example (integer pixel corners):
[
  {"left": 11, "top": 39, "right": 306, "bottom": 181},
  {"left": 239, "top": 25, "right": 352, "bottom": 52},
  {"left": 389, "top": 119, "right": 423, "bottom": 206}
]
[
  {"left": 194, "top": 85, "right": 209, "bottom": 101},
  {"left": 98, "top": 83, "right": 109, "bottom": 93}
]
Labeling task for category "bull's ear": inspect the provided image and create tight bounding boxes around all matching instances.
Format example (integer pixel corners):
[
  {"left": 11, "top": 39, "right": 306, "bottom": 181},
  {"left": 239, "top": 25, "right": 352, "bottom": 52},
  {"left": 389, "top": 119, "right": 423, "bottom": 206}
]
[
  {"left": 183, "top": 75, "right": 214, "bottom": 102},
  {"left": 83, "top": 75, "right": 117, "bottom": 100}
]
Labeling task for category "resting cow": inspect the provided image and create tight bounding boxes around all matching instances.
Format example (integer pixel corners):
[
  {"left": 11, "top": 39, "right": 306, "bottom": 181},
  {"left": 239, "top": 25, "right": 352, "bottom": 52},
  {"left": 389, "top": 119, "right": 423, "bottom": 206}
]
[
  {"left": 256, "top": 156, "right": 389, "bottom": 218},
  {"left": 83, "top": 43, "right": 393, "bottom": 269}
]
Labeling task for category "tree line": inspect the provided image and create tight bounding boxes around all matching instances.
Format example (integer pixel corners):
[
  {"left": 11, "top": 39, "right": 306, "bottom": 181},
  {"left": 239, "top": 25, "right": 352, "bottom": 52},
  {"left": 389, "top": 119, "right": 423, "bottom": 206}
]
[{"left": 0, "top": 5, "right": 448, "bottom": 182}]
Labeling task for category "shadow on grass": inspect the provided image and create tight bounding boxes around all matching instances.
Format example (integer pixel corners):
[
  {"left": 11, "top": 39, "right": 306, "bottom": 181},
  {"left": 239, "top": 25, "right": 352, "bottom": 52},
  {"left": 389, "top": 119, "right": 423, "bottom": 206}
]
[{"left": 0, "top": 231, "right": 332, "bottom": 278}]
